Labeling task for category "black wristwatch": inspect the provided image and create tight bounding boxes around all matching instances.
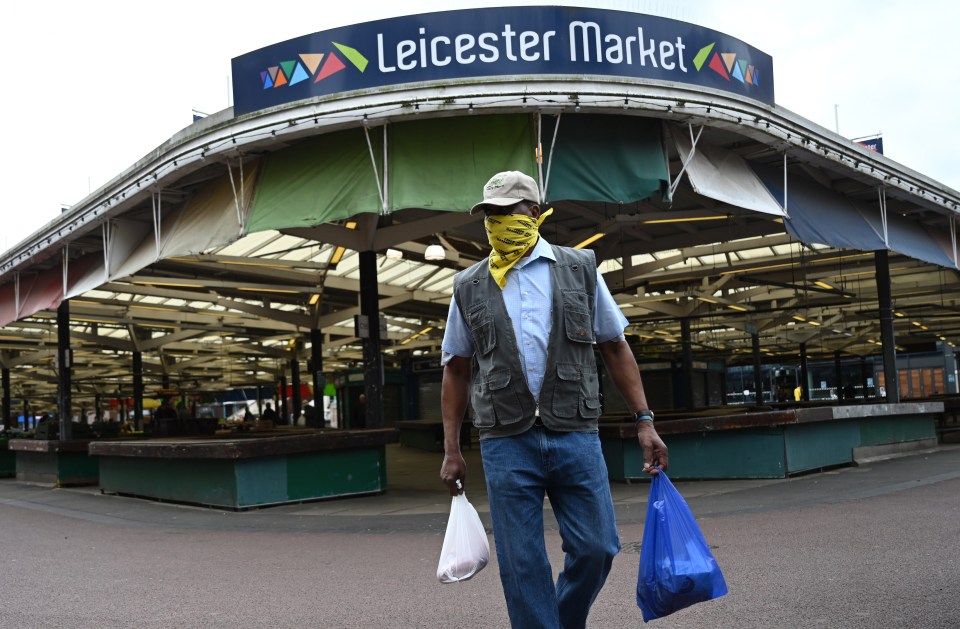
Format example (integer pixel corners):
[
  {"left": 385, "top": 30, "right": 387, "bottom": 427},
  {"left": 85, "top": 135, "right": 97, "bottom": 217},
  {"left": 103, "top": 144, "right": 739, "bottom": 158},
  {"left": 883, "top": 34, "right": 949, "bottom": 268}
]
[{"left": 633, "top": 410, "right": 655, "bottom": 424}]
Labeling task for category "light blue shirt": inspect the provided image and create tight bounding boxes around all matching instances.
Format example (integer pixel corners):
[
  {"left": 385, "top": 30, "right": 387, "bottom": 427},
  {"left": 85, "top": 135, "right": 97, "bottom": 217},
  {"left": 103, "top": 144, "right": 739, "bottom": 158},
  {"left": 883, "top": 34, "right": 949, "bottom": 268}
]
[{"left": 441, "top": 237, "right": 628, "bottom": 398}]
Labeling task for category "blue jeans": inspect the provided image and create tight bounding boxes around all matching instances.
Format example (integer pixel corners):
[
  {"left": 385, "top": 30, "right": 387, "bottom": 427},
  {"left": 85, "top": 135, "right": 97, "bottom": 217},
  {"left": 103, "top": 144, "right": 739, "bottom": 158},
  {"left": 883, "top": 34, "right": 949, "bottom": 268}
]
[{"left": 480, "top": 427, "right": 620, "bottom": 629}]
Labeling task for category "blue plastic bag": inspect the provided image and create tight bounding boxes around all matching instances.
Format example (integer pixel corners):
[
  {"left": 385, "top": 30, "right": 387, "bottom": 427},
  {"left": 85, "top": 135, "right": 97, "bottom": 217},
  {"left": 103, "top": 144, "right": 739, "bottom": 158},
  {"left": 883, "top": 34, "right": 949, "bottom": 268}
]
[{"left": 636, "top": 471, "right": 728, "bottom": 622}]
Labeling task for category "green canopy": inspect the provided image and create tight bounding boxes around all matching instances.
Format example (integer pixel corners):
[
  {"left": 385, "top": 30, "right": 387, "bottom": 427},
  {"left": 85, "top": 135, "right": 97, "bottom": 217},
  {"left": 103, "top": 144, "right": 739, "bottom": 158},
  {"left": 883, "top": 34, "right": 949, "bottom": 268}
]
[
  {"left": 243, "top": 113, "right": 668, "bottom": 235},
  {"left": 542, "top": 114, "right": 668, "bottom": 204},
  {"left": 245, "top": 128, "right": 383, "bottom": 234},
  {"left": 387, "top": 114, "right": 537, "bottom": 212}
]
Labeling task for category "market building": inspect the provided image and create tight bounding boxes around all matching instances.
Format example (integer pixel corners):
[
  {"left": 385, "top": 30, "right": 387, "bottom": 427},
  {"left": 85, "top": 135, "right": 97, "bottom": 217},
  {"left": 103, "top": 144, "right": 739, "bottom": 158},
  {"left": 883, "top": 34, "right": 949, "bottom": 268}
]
[{"left": 0, "top": 6, "right": 957, "bottom": 504}]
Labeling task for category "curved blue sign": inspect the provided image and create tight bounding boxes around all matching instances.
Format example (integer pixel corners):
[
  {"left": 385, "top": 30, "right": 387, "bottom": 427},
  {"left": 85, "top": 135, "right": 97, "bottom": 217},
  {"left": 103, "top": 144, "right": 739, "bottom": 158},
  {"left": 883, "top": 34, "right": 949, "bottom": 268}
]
[{"left": 231, "top": 6, "right": 774, "bottom": 116}]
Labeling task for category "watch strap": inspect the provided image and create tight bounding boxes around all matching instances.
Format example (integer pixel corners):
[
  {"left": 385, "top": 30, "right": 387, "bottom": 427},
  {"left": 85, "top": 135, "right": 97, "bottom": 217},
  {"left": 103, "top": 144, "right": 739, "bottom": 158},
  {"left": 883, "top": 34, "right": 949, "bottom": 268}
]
[{"left": 633, "top": 410, "right": 655, "bottom": 423}]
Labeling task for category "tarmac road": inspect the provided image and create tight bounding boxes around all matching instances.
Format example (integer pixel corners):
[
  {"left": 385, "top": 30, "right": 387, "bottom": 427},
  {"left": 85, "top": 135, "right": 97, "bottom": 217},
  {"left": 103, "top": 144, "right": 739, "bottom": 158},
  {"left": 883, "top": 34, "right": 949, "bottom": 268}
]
[{"left": 0, "top": 444, "right": 958, "bottom": 628}]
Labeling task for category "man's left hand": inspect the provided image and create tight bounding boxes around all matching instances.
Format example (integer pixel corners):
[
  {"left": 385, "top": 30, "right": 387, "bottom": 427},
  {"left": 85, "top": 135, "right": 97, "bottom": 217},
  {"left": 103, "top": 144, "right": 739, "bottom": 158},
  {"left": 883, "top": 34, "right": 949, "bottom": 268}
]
[{"left": 637, "top": 422, "right": 668, "bottom": 474}]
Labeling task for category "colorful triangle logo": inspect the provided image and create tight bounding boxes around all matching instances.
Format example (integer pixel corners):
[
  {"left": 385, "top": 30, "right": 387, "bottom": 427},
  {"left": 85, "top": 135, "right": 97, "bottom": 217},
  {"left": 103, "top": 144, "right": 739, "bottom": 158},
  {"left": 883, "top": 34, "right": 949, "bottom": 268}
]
[
  {"left": 289, "top": 63, "right": 311, "bottom": 85},
  {"left": 707, "top": 52, "right": 730, "bottom": 80},
  {"left": 259, "top": 44, "right": 368, "bottom": 90},
  {"left": 315, "top": 53, "right": 347, "bottom": 82},
  {"left": 299, "top": 53, "right": 325, "bottom": 74},
  {"left": 693, "top": 42, "right": 758, "bottom": 89}
]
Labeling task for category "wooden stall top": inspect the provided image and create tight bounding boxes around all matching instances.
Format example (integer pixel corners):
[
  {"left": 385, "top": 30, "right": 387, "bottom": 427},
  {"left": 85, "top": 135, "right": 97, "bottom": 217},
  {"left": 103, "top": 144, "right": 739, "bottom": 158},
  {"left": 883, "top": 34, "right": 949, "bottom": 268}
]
[
  {"left": 88, "top": 428, "right": 398, "bottom": 460},
  {"left": 8, "top": 439, "right": 93, "bottom": 454},
  {"left": 598, "top": 402, "right": 944, "bottom": 439}
]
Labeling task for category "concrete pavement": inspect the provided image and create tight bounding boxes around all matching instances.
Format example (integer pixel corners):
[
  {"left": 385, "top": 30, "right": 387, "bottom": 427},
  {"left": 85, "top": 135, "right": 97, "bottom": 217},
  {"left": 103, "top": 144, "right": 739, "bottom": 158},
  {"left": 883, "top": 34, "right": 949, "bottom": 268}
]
[{"left": 1, "top": 443, "right": 958, "bottom": 628}]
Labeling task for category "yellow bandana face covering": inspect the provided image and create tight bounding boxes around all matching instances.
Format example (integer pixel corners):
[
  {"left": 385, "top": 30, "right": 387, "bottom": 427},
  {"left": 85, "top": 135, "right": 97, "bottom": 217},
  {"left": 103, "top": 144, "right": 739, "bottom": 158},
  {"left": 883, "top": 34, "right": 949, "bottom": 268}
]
[{"left": 485, "top": 208, "right": 553, "bottom": 288}]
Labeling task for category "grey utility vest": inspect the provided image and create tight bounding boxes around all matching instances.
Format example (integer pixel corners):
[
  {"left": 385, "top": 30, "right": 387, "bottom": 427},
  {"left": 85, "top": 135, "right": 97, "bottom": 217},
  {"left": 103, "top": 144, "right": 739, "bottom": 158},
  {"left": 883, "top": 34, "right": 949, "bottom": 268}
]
[{"left": 452, "top": 244, "right": 602, "bottom": 435}]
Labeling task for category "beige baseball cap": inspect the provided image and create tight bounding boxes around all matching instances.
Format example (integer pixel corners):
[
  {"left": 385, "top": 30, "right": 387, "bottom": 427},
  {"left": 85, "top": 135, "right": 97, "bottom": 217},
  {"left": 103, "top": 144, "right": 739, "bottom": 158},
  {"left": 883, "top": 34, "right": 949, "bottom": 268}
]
[{"left": 470, "top": 171, "right": 541, "bottom": 215}]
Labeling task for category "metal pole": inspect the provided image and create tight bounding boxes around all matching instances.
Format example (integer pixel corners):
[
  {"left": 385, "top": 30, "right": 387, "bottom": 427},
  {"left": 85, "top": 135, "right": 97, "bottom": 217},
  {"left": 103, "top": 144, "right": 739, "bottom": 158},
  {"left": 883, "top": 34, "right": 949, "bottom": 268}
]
[
  {"left": 799, "top": 342, "right": 809, "bottom": 402},
  {"left": 290, "top": 357, "right": 302, "bottom": 424},
  {"left": 279, "top": 372, "right": 288, "bottom": 425},
  {"left": 2, "top": 367, "right": 10, "bottom": 430},
  {"left": 57, "top": 300, "right": 72, "bottom": 440},
  {"left": 310, "top": 329, "right": 324, "bottom": 425},
  {"left": 860, "top": 357, "right": 870, "bottom": 400},
  {"left": 681, "top": 318, "right": 694, "bottom": 409},
  {"left": 132, "top": 351, "right": 143, "bottom": 431},
  {"left": 834, "top": 351, "right": 844, "bottom": 401},
  {"left": 359, "top": 250, "right": 384, "bottom": 428},
  {"left": 752, "top": 333, "right": 762, "bottom": 405},
  {"left": 875, "top": 250, "right": 900, "bottom": 402}
]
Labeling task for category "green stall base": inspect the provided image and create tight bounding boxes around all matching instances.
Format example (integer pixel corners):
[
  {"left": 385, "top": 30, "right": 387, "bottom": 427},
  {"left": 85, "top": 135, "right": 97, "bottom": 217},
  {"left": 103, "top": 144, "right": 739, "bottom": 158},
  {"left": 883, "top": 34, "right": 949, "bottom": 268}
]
[
  {"left": 97, "top": 449, "right": 387, "bottom": 509},
  {"left": 9, "top": 440, "right": 98, "bottom": 486},
  {"left": 600, "top": 402, "right": 941, "bottom": 481},
  {"left": 858, "top": 413, "right": 936, "bottom": 446},
  {"left": 0, "top": 445, "right": 15, "bottom": 477},
  {"left": 90, "top": 429, "right": 398, "bottom": 510}
]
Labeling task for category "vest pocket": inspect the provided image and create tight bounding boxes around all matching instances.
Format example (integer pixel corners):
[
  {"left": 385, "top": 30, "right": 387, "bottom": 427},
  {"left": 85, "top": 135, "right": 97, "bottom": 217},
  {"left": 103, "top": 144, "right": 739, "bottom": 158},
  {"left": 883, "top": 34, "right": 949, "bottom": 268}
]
[
  {"left": 473, "top": 368, "right": 522, "bottom": 427},
  {"left": 465, "top": 301, "right": 496, "bottom": 355},
  {"left": 579, "top": 366, "right": 602, "bottom": 418},
  {"left": 552, "top": 363, "right": 582, "bottom": 418},
  {"left": 561, "top": 290, "right": 595, "bottom": 343},
  {"left": 553, "top": 363, "right": 601, "bottom": 419}
]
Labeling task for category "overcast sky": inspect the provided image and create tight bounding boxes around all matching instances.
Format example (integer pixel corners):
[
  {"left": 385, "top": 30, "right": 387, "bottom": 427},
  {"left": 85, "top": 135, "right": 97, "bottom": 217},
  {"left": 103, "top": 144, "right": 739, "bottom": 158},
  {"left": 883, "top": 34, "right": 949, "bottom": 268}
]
[{"left": 1, "top": 0, "right": 956, "bottom": 254}]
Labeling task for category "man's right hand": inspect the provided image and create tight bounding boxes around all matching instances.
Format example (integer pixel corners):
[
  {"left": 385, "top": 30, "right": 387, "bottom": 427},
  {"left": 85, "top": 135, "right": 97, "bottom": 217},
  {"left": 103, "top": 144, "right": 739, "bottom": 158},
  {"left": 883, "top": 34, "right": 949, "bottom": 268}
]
[{"left": 440, "top": 452, "right": 467, "bottom": 495}]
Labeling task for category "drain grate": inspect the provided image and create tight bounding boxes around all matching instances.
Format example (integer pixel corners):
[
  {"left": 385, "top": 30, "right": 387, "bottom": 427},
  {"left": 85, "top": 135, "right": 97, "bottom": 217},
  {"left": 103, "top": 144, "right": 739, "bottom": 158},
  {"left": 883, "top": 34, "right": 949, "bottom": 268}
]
[
  {"left": 621, "top": 540, "right": 642, "bottom": 554},
  {"left": 620, "top": 541, "right": 719, "bottom": 555}
]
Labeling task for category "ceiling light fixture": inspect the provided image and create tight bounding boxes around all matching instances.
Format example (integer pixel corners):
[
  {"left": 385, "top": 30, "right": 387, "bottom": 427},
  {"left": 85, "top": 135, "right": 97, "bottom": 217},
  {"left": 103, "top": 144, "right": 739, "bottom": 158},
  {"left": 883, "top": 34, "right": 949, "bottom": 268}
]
[
  {"left": 573, "top": 233, "right": 605, "bottom": 249},
  {"left": 425, "top": 241, "right": 445, "bottom": 261},
  {"left": 643, "top": 215, "right": 727, "bottom": 224},
  {"left": 329, "top": 221, "right": 358, "bottom": 266}
]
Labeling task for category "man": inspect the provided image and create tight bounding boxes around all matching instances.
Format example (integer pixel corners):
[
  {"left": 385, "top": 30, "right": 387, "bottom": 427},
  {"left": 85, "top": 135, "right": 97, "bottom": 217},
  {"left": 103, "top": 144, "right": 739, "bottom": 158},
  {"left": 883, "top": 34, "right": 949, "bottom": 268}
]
[
  {"left": 440, "top": 171, "right": 668, "bottom": 629},
  {"left": 154, "top": 399, "right": 178, "bottom": 421},
  {"left": 352, "top": 393, "right": 367, "bottom": 429},
  {"left": 260, "top": 402, "right": 279, "bottom": 423}
]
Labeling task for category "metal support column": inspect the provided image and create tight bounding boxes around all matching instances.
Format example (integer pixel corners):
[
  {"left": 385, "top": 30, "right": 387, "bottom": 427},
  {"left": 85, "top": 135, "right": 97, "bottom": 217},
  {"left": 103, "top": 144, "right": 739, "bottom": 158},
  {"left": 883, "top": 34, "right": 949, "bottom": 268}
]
[
  {"left": 2, "top": 367, "right": 10, "bottom": 430},
  {"left": 799, "top": 342, "right": 809, "bottom": 402},
  {"left": 132, "top": 351, "right": 143, "bottom": 431},
  {"left": 751, "top": 333, "right": 763, "bottom": 405},
  {"left": 290, "top": 357, "right": 302, "bottom": 423},
  {"left": 681, "top": 318, "right": 694, "bottom": 409},
  {"left": 358, "top": 250, "right": 384, "bottom": 429},
  {"left": 279, "top": 373, "right": 288, "bottom": 425},
  {"left": 310, "top": 329, "right": 324, "bottom": 420},
  {"left": 875, "top": 250, "right": 899, "bottom": 402},
  {"left": 57, "top": 300, "right": 72, "bottom": 440},
  {"left": 860, "top": 357, "right": 870, "bottom": 399},
  {"left": 834, "top": 351, "right": 844, "bottom": 401}
]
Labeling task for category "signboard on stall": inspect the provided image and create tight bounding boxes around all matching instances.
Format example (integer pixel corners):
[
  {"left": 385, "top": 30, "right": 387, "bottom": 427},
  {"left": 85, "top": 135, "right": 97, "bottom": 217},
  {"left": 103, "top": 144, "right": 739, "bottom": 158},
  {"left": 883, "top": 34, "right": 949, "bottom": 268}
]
[{"left": 855, "top": 136, "right": 884, "bottom": 154}]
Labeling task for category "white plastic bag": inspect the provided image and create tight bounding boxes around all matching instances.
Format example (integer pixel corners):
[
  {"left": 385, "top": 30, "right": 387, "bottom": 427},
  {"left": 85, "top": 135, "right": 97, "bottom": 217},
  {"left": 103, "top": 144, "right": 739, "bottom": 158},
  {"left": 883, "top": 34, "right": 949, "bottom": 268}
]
[{"left": 436, "top": 490, "right": 490, "bottom": 583}]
